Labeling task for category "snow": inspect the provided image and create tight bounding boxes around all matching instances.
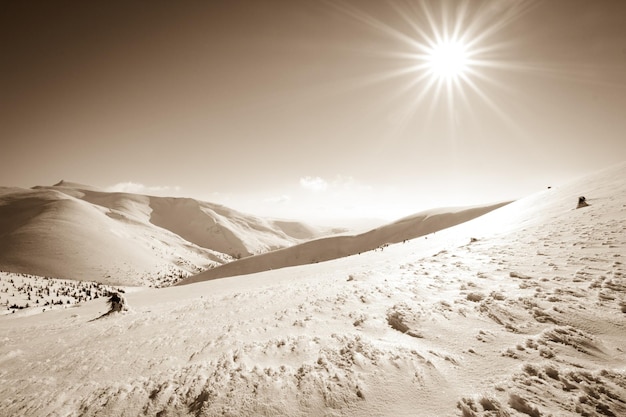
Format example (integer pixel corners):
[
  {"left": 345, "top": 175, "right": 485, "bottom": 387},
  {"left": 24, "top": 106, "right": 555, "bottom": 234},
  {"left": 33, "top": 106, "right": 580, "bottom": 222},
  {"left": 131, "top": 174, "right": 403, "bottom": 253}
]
[
  {"left": 179, "top": 202, "right": 509, "bottom": 285},
  {"left": 0, "top": 271, "right": 112, "bottom": 316},
  {"left": 1, "top": 162, "right": 625, "bottom": 416},
  {"left": 0, "top": 183, "right": 328, "bottom": 287}
]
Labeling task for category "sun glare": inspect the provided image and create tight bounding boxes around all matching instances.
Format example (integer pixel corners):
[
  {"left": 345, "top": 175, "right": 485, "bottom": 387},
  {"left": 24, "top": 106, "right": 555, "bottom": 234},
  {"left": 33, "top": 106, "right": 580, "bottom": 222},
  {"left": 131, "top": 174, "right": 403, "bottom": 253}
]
[
  {"left": 329, "top": 0, "right": 537, "bottom": 136},
  {"left": 426, "top": 39, "right": 470, "bottom": 81}
]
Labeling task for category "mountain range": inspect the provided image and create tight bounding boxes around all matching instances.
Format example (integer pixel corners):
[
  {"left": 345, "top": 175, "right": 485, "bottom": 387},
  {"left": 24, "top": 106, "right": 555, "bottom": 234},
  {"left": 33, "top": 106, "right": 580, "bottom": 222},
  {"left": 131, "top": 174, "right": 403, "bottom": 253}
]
[
  {"left": 0, "top": 181, "right": 331, "bottom": 286},
  {"left": 0, "top": 181, "right": 505, "bottom": 287}
]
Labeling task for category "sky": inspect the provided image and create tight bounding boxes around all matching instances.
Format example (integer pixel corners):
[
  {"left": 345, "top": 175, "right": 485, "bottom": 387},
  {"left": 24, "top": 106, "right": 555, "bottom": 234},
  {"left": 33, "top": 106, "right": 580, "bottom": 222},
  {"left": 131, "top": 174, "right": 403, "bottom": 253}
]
[{"left": 2, "top": 0, "right": 626, "bottom": 225}]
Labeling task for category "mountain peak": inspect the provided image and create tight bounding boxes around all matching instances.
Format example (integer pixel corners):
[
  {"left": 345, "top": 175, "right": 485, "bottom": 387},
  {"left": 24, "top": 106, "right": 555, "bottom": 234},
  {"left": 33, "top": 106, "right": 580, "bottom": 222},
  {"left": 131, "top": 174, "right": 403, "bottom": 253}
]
[{"left": 51, "top": 180, "right": 101, "bottom": 191}]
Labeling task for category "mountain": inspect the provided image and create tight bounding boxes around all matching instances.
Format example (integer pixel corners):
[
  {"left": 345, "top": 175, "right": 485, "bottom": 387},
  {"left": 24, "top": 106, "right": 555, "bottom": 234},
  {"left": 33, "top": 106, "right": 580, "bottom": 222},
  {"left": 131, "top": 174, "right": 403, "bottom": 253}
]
[
  {"left": 0, "top": 182, "right": 328, "bottom": 286},
  {"left": 178, "top": 201, "right": 509, "bottom": 285},
  {"left": 1, "top": 162, "right": 625, "bottom": 416}
]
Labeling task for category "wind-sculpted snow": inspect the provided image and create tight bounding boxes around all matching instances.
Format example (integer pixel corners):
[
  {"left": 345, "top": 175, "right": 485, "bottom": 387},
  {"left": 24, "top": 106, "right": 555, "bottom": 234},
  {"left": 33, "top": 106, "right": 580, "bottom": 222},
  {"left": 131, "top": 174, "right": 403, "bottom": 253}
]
[{"left": 0, "top": 162, "right": 625, "bottom": 416}]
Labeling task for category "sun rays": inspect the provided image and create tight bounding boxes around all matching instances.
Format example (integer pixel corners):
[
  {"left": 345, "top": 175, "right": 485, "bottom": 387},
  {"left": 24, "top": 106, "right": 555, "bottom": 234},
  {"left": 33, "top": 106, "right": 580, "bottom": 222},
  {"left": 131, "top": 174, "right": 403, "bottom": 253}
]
[{"left": 328, "top": 0, "right": 540, "bottom": 138}]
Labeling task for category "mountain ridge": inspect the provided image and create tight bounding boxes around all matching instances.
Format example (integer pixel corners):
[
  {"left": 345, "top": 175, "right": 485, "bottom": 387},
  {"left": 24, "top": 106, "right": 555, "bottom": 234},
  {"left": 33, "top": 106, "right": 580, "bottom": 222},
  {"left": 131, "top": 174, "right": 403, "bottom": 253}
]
[
  {"left": 0, "top": 182, "right": 329, "bottom": 286},
  {"left": 178, "top": 201, "right": 510, "bottom": 285}
]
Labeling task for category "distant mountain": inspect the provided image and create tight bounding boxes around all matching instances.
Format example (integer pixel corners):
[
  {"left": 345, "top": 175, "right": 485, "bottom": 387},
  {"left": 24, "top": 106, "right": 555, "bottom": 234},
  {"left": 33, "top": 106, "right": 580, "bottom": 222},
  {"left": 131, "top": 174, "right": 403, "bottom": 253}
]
[
  {"left": 0, "top": 182, "right": 329, "bottom": 286},
  {"left": 178, "top": 201, "right": 509, "bottom": 285}
]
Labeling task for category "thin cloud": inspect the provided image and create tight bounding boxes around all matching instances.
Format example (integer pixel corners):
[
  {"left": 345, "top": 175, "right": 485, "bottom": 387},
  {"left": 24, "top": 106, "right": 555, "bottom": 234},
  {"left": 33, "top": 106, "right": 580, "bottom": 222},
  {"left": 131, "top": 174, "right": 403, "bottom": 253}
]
[
  {"left": 300, "top": 175, "right": 372, "bottom": 193},
  {"left": 265, "top": 195, "right": 291, "bottom": 204},
  {"left": 299, "top": 176, "right": 328, "bottom": 192},
  {"left": 331, "top": 175, "right": 373, "bottom": 192}
]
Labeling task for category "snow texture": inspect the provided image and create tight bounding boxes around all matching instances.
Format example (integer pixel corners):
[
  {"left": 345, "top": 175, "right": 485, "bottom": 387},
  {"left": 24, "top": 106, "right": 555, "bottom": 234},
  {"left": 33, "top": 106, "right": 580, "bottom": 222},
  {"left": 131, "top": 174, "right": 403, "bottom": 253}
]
[{"left": 1, "top": 162, "right": 625, "bottom": 416}]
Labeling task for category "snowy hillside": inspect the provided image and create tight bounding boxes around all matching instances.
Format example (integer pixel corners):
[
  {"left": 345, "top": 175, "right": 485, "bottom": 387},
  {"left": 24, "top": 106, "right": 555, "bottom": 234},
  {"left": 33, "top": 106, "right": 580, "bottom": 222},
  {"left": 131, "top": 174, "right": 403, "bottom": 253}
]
[
  {"left": 180, "top": 202, "right": 509, "bottom": 284},
  {"left": 1, "top": 162, "right": 625, "bottom": 416},
  {"left": 0, "top": 271, "right": 112, "bottom": 316},
  {"left": 0, "top": 182, "right": 327, "bottom": 287}
]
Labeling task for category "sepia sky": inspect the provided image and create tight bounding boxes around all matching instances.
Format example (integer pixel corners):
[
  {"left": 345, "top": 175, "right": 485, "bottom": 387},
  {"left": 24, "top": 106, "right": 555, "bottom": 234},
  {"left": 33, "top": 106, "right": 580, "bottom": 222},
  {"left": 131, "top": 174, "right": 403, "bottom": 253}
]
[{"left": 2, "top": 0, "right": 626, "bottom": 224}]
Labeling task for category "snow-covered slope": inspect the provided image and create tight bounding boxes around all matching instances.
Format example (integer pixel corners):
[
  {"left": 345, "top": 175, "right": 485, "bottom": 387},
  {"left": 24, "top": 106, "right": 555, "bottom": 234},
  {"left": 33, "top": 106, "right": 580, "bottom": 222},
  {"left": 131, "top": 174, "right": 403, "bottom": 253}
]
[
  {"left": 1, "top": 162, "right": 625, "bottom": 416},
  {"left": 0, "top": 183, "right": 325, "bottom": 286},
  {"left": 179, "top": 202, "right": 509, "bottom": 285}
]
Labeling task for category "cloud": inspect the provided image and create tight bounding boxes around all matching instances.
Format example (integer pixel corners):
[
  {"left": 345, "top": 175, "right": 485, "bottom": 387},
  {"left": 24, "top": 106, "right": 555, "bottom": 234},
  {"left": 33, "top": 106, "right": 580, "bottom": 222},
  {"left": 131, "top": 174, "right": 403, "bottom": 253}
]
[
  {"left": 299, "top": 175, "right": 372, "bottom": 193},
  {"left": 106, "top": 182, "right": 182, "bottom": 196},
  {"left": 299, "top": 176, "right": 328, "bottom": 192},
  {"left": 265, "top": 195, "right": 291, "bottom": 204},
  {"left": 331, "top": 175, "right": 373, "bottom": 192}
]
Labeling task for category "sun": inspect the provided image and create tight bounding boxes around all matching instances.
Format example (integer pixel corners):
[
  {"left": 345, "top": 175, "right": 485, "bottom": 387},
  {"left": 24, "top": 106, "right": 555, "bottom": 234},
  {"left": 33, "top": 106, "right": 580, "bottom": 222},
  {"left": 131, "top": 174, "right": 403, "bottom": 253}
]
[
  {"left": 426, "top": 39, "right": 470, "bottom": 81},
  {"left": 327, "top": 0, "right": 536, "bottom": 134}
]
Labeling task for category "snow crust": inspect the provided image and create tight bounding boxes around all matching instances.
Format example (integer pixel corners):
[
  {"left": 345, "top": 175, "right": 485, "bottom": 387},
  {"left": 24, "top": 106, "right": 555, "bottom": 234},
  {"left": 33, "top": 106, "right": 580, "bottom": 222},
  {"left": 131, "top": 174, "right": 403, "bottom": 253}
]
[{"left": 1, "top": 162, "right": 625, "bottom": 416}]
